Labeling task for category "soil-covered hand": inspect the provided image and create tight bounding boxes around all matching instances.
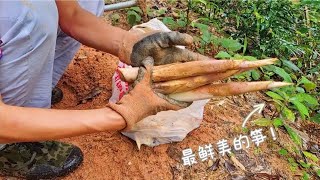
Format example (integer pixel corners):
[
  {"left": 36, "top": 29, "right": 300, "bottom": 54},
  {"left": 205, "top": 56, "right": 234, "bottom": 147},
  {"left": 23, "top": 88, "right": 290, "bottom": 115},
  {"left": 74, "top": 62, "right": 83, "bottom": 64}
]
[
  {"left": 108, "top": 57, "right": 190, "bottom": 131},
  {"left": 118, "top": 31, "right": 209, "bottom": 67}
]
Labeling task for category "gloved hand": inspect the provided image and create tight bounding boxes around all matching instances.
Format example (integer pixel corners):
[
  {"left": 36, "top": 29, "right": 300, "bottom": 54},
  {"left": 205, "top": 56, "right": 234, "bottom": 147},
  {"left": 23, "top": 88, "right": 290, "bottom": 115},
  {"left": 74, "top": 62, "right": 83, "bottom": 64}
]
[
  {"left": 108, "top": 57, "right": 190, "bottom": 131},
  {"left": 118, "top": 31, "right": 209, "bottom": 67}
]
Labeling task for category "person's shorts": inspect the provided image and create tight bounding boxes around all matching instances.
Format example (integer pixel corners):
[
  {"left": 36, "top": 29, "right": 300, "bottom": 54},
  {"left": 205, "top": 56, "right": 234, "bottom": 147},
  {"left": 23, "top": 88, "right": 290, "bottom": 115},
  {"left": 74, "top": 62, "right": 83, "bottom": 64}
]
[{"left": 0, "top": 0, "right": 104, "bottom": 108}]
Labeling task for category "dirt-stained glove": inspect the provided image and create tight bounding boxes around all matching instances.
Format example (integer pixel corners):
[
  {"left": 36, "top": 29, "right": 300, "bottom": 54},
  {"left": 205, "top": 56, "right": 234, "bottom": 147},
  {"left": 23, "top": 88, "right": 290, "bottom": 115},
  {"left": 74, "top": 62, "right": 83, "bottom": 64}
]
[
  {"left": 118, "top": 31, "right": 209, "bottom": 67},
  {"left": 108, "top": 57, "right": 190, "bottom": 131}
]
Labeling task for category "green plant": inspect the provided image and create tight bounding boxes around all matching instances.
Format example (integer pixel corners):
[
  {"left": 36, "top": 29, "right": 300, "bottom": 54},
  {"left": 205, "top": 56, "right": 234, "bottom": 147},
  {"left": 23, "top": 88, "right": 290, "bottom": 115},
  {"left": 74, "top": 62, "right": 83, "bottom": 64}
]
[
  {"left": 266, "top": 80, "right": 318, "bottom": 121},
  {"left": 162, "top": 12, "right": 188, "bottom": 31},
  {"left": 302, "top": 172, "right": 310, "bottom": 180},
  {"left": 126, "top": 7, "right": 143, "bottom": 27},
  {"left": 191, "top": 0, "right": 320, "bottom": 124}
]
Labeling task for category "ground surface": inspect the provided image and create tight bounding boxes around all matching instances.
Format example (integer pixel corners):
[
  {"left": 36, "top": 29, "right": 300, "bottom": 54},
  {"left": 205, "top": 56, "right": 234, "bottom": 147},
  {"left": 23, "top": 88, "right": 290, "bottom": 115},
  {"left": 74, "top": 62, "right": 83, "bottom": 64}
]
[{"left": 51, "top": 45, "right": 319, "bottom": 180}]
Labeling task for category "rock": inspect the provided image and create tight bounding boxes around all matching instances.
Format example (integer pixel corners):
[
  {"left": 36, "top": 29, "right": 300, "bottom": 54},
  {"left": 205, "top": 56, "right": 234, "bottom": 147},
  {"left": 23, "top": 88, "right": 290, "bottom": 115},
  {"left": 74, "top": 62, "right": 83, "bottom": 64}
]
[{"left": 207, "top": 159, "right": 214, "bottom": 167}]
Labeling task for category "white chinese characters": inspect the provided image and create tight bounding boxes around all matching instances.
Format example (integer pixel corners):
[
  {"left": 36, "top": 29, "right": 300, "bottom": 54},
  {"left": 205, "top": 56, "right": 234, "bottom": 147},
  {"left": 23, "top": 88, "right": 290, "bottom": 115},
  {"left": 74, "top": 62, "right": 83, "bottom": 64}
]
[
  {"left": 181, "top": 148, "right": 197, "bottom": 166},
  {"left": 198, "top": 144, "right": 215, "bottom": 161},
  {"left": 181, "top": 128, "right": 274, "bottom": 166}
]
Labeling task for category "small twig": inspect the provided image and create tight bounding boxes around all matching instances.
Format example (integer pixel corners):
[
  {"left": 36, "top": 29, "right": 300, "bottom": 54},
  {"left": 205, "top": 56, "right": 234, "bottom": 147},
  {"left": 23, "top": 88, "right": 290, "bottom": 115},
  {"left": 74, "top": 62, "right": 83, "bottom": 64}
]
[{"left": 304, "top": 6, "right": 312, "bottom": 39}]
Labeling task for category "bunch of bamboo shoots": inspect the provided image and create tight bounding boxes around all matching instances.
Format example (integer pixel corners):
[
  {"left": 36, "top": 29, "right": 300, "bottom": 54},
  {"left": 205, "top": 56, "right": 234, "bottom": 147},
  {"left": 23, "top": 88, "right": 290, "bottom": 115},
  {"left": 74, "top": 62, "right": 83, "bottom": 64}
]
[{"left": 118, "top": 58, "right": 293, "bottom": 102}]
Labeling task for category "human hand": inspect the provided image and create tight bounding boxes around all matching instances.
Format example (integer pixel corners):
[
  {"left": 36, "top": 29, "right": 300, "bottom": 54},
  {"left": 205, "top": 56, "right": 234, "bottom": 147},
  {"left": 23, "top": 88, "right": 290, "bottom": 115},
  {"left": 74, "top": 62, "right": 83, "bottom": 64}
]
[
  {"left": 118, "top": 31, "right": 209, "bottom": 67},
  {"left": 108, "top": 57, "right": 190, "bottom": 131}
]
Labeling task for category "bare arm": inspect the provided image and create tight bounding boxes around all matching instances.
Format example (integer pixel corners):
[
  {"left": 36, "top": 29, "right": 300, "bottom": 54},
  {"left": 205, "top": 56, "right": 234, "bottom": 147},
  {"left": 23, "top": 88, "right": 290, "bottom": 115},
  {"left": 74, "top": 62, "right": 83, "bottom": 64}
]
[
  {"left": 55, "top": 0, "right": 136, "bottom": 58},
  {"left": 55, "top": 1, "right": 202, "bottom": 66},
  {"left": 0, "top": 96, "right": 126, "bottom": 143}
]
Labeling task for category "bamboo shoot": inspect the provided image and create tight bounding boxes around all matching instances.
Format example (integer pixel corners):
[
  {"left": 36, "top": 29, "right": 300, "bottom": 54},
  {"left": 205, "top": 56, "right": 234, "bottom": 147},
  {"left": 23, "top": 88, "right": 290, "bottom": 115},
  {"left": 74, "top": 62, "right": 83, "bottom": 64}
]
[
  {"left": 153, "top": 70, "right": 239, "bottom": 94},
  {"left": 118, "top": 58, "right": 277, "bottom": 82},
  {"left": 168, "top": 81, "right": 293, "bottom": 102}
]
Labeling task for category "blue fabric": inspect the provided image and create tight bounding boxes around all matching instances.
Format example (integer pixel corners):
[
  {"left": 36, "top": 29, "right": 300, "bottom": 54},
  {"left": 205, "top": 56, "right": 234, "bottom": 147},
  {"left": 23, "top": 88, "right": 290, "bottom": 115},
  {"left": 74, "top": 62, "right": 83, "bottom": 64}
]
[{"left": 0, "top": 0, "right": 104, "bottom": 108}]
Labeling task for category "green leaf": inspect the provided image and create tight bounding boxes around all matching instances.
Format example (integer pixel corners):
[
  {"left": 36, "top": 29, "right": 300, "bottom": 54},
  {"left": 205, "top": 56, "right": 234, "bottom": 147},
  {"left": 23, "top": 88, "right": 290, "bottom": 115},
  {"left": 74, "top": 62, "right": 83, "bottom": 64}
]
[
  {"left": 317, "top": 170, "right": 320, "bottom": 177},
  {"left": 162, "top": 17, "right": 176, "bottom": 25},
  {"left": 156, "top": 8, "right": 167, "bottom": 16},
  {"left": 127, "top": 10, "right": 141, "bottom": 26},
  {"left": 284, "top": 124, "right": 302, "bottom": 146},
  {"left": 288, "top": 157, "right": 296, "bottom": 164},
  {"left": 193, "top": 0, "right": 207, "bottom": 5},
  {"left": 298, "top": 161, "right": 311, "bottom": 168},
  {"left": 243, "top": 36, "right": 248, "bottom": 54},
  {"left": 243, "top": 56, "right": 257, "bottom": 61},
  {"left": 295, "top": 93, "right": 319, "bottom": 106},
  {"left": 296, "top": 87, "right": 305, "bottom": 93},
  {"left": 273, "top": 99, "right": 285, "bottom": 107},
  {"left": 279, "top": 148, "right": 288, "bottom": 156},
  {"left": 215, "top": 51, "right": 231, "bottom": 59},
  {"left": 272, "top": 67, "right": 292, "bottom": 83},
  {"left": 242, "top": 127, "right": 249, "bottom": 133},
  {"left": 146, "top": 7, "right": 154, "bottom": 17},
  {"left": 177, "top": 19, "right": 187, "bottom": 28},
  {"left": 273, "top": 88, "right": 290, "bottom": 100},
  {"left": 282, "top": 60, "right": 301, "bottom": 72},
  {"left": 282, "top": 107, "right": 295, "bottom": 122},
  {"left": 288, "top": 157, "right": 298, "bottom": 172},
  {"left": 264, "top": 65, "right": 292, "bottom": 82},
  {"left": 130, "top": 7, "right": 143, "bottom": 14},
  {"left": 201, "top": 30, "right": 212, "bottom": 43},
  {"left": 290, "top": 98, "right": 310, "bottom": 119},
  {"left": 302, "top": 151, "right": 319, "bottom": 162},
  {"left": 191, "top": 22, "right": 208, "bottom": 32},
  {"left": 311, "top": 114, "right": 320, "bottom": 124},
  {"left": 302, "top": 172, "right": 310, "bottom": 180},
  {"left": 232, "top": 54, "right": 243, "bottom": 60},
  {"left": 298, "top": 76, "right": 316, "bottom": 91},
  {"left": 251, "top": 70, "right": 260, "bottom": 80},
  {"left": 220, "top": 38, "right": 242, "bottom": 52},
  {"left": 266, "top": 91, "right": 284, "bottom": 100},
  {"left": 273, "top": 118, "right": 283, "bottom": 128},
  {"left": 252, "top": 118, "right": 272, "bottom": 126}
]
